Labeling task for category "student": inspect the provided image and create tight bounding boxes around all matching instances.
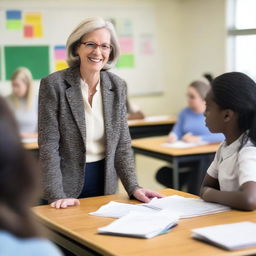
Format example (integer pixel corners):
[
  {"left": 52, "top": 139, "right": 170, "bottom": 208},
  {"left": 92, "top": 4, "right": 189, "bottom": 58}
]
[
  {"left": 0, "top": 97, "right": 62, "bottom": 255},
  {"left": 167, "top": 80, "right": 224, "bottom": 144},
  {"left": 156, "top": 81, "right": 224, "bottom": 194},
  {"left": 6, "top": 67, "right": 38, "bottom": 139},
  {"left": 126, "top": 99, "right": 145, "bottom": 120},
  {"left": 200, "top": 72, "right": 256, "bottom": 211}
]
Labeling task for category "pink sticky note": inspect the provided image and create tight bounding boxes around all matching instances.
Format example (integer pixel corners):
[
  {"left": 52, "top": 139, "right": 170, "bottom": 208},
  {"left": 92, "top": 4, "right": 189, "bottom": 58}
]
[
  {"left": 24, "top": 25, "right": 33, "bottom": 38},
  {"left": 54, "top": 49, "right": 66, "bottom": 60},
  {"left": 119, "top": 37, "right": 133, "bottom": 54}
]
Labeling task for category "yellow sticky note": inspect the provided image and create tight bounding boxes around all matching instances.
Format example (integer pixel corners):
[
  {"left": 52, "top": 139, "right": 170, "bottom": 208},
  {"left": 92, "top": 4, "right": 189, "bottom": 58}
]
[
  {"left": 25, "top": 13, "right": 42, "bottom": 24},
  {"left": 34, "top": 24, "right": 43, "bottom": 37},
  {"left": 55, "top": 60, "right": 68, "bottom": 71}
]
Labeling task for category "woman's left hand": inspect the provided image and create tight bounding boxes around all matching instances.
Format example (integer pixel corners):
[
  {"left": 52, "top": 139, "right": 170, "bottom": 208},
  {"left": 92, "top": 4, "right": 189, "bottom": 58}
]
[
  {"left": 132, "top": 188, "right": 165, "bottom": 203},
  {"left": 182, "top": 133, "right": 201, "bottom": 143}
]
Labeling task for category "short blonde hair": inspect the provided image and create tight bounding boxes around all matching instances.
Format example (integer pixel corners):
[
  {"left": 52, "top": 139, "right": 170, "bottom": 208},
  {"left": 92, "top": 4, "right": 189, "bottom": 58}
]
[
  {"left": 66, "top": 17, "right": 120, "bottom": 70},
  {"left": 10, "top": 67, "right": 34, "bottom": 110}
]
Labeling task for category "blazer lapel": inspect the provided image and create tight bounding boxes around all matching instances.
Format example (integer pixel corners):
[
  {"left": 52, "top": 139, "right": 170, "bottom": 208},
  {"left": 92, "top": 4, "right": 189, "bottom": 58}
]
[
  {"left": 101, "top": 71, "right": 115, "bottom": 152},
  {"left": 64, "top": 67, "right": 87, "bottom": 148}
]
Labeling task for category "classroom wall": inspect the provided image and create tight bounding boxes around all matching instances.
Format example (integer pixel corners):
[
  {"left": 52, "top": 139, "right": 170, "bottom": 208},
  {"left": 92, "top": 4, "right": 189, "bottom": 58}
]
[{"left": 0, "top": 0, "right": 227, "bottom": 117}]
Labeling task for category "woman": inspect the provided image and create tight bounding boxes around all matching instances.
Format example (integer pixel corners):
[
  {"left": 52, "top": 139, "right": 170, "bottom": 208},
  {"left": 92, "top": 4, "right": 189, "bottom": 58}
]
[
  {"left": 39, "top": 17, "right": 162, "bottom": 208},
  {"left": 0, "top": 97, "right": 61, "bottom": 256},
  {"left": 156, "top": 80, "right": 224, "bottom": 194},
  {"left": 6, "top": 67, "right": 38, "bottom": 139}
]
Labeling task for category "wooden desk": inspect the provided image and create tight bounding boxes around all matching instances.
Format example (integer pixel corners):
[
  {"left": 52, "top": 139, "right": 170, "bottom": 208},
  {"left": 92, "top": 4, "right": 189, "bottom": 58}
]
[
  {"left": 34, "top": 189, "right": 256, "bottom": 256},
  {"left": 128, "top": 116, "right": 176, "bottom": 139},
  {"left": 23, "top": 142, "right": 39, "bottom": 150},
  {"left": 132, "top": 136, "right": 220, "bottom": 193}
]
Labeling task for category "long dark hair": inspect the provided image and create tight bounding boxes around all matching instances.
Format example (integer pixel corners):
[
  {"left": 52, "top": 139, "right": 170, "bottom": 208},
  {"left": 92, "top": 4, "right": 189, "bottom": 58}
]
[
  {"left": 0, "top": 96, "right": 41, "bottom": 238},
  {"left": 211, "top": 72, "right": 256, "bottom": 146}
]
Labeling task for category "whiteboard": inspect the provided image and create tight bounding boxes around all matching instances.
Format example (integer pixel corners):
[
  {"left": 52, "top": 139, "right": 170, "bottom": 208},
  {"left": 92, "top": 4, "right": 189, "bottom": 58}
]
[{"left": 0, "top": 1, "right": 163, "bottom": 96}]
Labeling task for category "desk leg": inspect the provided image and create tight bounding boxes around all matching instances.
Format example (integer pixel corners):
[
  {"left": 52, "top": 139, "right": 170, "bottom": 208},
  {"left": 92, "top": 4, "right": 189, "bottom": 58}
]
[{"left": 172, "top": 158, "right": 179, "bottom": 190}]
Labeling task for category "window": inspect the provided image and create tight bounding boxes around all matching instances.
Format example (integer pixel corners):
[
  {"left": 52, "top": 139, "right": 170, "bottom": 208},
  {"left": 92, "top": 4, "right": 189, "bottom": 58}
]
[{"left": 228, "top": 0, "right": 256, "bottom": 80}]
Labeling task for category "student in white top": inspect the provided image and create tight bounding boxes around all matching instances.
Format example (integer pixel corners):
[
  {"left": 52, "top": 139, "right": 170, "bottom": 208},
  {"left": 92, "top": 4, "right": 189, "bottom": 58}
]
[
  {"left": 200, "top": 72, "right": 256, "bottom": 211},
  {"left": 6, "top": 67, "right": 38, "bottom": 139},
  {"left": 0, "top": 97, "right": 61, "bottom": 256}
]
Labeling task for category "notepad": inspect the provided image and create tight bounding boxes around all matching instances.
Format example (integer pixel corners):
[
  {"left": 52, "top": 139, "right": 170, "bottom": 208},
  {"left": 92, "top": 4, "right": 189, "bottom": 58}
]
[
  {"left": 21, "top": 137, "right": 38, "bottom": 144},
  {"left": 98, "top": 210, "right": 179, "bottom": 239},
  {"left": 90, "top": 195, "right": 230, "bottom": 219},
  {"left": 162, "top": 141, "right": 208, "bottom": 148},
  {"left": 192, "top": 222, "right": 256, "bottom": 250}
]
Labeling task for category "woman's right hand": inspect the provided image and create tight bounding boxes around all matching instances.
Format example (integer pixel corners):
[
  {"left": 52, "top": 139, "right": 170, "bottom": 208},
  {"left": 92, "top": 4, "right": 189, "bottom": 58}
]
[
  {"left": 167, "top": 133, "right": 177, "bottom": 143},
  {"left": 50, "top": 198, "right": 80, "bottom": 209}
]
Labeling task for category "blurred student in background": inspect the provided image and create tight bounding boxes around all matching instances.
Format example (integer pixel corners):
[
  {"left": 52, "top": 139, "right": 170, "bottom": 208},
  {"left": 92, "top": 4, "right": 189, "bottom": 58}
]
[
  {"left": 126, "top": 98, "right": 145, "bottom": 120},
  {"left": 0, "top": 97, "right": 61, "bottom": 256},
  {"left": 156, "top": 80, "right": 224, "bottom": 194},
  {"left": 167, "top": 80, "right": 224, "bottom": 144},
  {"left": 6, "top": 67, "right": 38, "bottom": 139}
]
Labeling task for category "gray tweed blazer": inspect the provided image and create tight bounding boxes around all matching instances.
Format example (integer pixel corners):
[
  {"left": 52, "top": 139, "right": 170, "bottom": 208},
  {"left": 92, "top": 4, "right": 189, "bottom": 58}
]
[{"left": 38, "top": 67, "right": 140, "bottom": 202}]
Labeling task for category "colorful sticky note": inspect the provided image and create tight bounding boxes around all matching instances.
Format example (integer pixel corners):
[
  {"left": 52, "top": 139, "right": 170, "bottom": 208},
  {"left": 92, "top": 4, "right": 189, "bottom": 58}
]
[
  {"left": 24, "top": 13, "right": 42, "bottom": 24},
  {"left": 116, "top": 18, "right": 133, "bottom": 37},
  {"left": 116, "top": 54, "right": 135, "bottom": 68},
  {"left": 54, "top": 46, "right": 67, "bottom": 60},
  {"left": 6, "top": 10, "right": 22, "bottom": 20},
  {"left": 24, "top": 25, "right": 33, "bottom": 38},
  {"left": 119, "top": 37, "right": 133, "bottom": 54},
  {"left": 34, "top": 24, "right": 43, "bottom": 37},
  {"left": 55, "top": 60, "right": 68, "bottom": 71},
  {"left": 140, "top": 34, "right": 154, "bottom": 55},
  {"left": 6, "top": 19, "right": 22, "bottom": 30}
]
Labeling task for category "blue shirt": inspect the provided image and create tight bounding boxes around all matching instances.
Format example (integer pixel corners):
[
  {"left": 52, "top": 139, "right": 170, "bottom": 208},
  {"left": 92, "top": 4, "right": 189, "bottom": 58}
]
[
  {"left": 0, "top": 231, "right": 62, "bottom": 256},
  {"left": 171, "top": 107, "right": 224, "bottom": 143}
]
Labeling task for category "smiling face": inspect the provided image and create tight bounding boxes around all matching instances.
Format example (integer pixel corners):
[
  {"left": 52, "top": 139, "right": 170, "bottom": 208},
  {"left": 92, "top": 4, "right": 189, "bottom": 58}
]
[
  {"left": 76, "top": 28, "right": 111, "bottom": 72},
  {"left": 11, "top": 78, "right": 28, "bottom": 98}
]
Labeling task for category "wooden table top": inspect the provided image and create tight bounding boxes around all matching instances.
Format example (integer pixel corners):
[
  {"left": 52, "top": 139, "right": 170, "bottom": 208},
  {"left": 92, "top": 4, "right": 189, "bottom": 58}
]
[
  {"left": 128, "top": 116, "right": 176, "bottom": 127},
  {"left": 33, "top": 189, "right": 256, "bottom": 256},
  {"left": 132, "top": 136, "right": 220, "bottom": 156},
  {"left": 23, "top": 142, "right": 39, "bottom": 150}
]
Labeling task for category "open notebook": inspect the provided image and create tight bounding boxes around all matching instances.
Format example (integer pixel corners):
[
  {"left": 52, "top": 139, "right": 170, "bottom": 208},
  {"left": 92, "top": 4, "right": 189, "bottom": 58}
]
[
  {"left": 98, "top": 210, "right": 179, "bottom": 239},
  {"left": 192, "top": 222, "right": 256, "bottom": 250},
  {"left": 162, "top": 141, "right": 208, "bottom": 149},
  {"left": 90, "top": 195, "right": 230, "bottom": 219}
]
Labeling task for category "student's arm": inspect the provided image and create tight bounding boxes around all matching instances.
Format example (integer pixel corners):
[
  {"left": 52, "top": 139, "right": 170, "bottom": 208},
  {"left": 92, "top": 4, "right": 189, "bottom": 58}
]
[
  {"left": 201, "top": 180, "right": 256, "bottom": 211},
  {"left": 200, "top": 133, "right": 225, "bottom": 143},
  {"left": 170, "top": 109, "right": 186, "bottom": 139}
]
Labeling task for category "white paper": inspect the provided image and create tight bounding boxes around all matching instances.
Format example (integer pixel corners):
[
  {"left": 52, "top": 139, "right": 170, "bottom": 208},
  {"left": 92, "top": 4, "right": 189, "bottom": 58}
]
[
  {"left": 144, "top": 115, "right": 172, "bottom": 122},
  {"left": 22, "top": 137, "right": 38, "bottom": 144},
  {"left": 89, "top": 201, "right": 157, "bottom": 218},
  {"left": 90, "top": 195, "right": 229, "bottom": 219},
  {"left": 192, "top": 222, "right": 256, "bottom": 250},
  {"left": 161, "top": 141, "right": 208, "bottom": 149},
  {"left": 98, "top": 210, "right": 179, "bottom": 239},
  {"left": 145, "top": 195, "right": 230, "bottom": 218}
]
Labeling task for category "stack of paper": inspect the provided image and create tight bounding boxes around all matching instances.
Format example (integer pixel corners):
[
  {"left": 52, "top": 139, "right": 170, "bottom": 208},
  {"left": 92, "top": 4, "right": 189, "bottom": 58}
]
[
  {"left": 162, "top": 141, "right": 208, "bottom": 149},
  {"left": 90, "top": 195, "right": 230, "bottom": 219},
  {"left": 192, "top": 222, "right": 256, "bottom": 250},
  {"left": 98, "top": 210, "right": 179, "bottom": 239}
]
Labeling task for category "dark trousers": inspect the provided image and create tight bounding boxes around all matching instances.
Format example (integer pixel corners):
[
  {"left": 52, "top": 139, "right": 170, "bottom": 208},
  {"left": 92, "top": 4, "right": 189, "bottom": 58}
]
[{"left": 79, "top": 159, "right": 105, "bottom": 198}]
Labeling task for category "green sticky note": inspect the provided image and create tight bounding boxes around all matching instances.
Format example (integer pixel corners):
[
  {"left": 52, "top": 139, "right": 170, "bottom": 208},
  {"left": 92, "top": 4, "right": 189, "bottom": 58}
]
[
  {"left": 6, "top": 19, "right": 22, "bottom": 30},
  {"left": 116, "top": 54, "right": 135, "bottom": 68}
]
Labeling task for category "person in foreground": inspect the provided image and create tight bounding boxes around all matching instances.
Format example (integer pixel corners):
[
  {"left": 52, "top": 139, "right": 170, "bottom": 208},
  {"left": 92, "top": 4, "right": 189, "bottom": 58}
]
[
  {"left": 200, "top": 72, "right": 256, "bottom": 211},
  {"left": 39, "top": 17, "right": 163, "bottom": 209},
  {"left": 0, "top": 97, "right": 62, "bottom": 256}
]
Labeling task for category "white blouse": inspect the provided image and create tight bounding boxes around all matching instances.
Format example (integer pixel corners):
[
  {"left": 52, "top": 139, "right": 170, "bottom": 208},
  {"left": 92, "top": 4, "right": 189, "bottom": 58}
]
[{"left": 80, "top": 79, "right": 105, "bottom": 163}]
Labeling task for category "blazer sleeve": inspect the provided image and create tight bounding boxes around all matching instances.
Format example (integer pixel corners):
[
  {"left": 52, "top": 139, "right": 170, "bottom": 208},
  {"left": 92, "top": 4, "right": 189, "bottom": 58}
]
[
  {"left": 38, "top": 77, "right": 66, "bottom": 202},
  {"left": 114, "top": 83, "right": 141, "bottom": 196}
]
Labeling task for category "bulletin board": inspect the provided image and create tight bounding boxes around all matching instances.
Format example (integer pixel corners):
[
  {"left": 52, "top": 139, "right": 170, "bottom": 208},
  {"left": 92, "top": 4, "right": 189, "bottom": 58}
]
[{"left": 0, "top": 1, "right": 163, "bottom": 96}]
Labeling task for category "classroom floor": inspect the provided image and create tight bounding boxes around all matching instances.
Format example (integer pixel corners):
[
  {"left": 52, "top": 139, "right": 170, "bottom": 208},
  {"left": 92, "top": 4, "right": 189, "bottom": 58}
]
[{"left": 118, "top": 154, "right": 166, "bottom": 193}]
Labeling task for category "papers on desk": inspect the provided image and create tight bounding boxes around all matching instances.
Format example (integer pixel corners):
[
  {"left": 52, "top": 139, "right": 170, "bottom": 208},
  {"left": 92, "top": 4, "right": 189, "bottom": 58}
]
[
  {"left": 144, "top": 115, "right": 173, "bottom": 122},
  {"left": 162, "top": 141, "right": 208, "bottom": 149},
  {"left": 98, "top": 210, "right": 179, "bottom": 239},
  {"left": 192, "top": 222, "right": 256, "bottom": 250},
  {"left": 90, "top": 195, "right": 230, "bottom": 219},
  {"left": 22, "top": 137, "right": 38, "bottom": 144}
]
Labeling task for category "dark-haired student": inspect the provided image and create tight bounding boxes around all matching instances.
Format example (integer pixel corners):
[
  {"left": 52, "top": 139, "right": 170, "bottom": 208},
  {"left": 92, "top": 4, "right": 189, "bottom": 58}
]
[
  {"left": 156, "top": 80, "right": 224, "bottom": 194},
  {"left": 0, "top": 97, "right": 62, "bottom": 256},
  {"left": 201, "top": 72, "right": 256, "bottom": 211}
]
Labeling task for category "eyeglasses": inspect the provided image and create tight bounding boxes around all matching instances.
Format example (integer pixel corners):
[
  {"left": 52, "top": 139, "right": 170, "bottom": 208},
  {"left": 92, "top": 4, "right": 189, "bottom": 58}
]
[{"left": 80, "top": 41, "right": 112, "bottom": 52}]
